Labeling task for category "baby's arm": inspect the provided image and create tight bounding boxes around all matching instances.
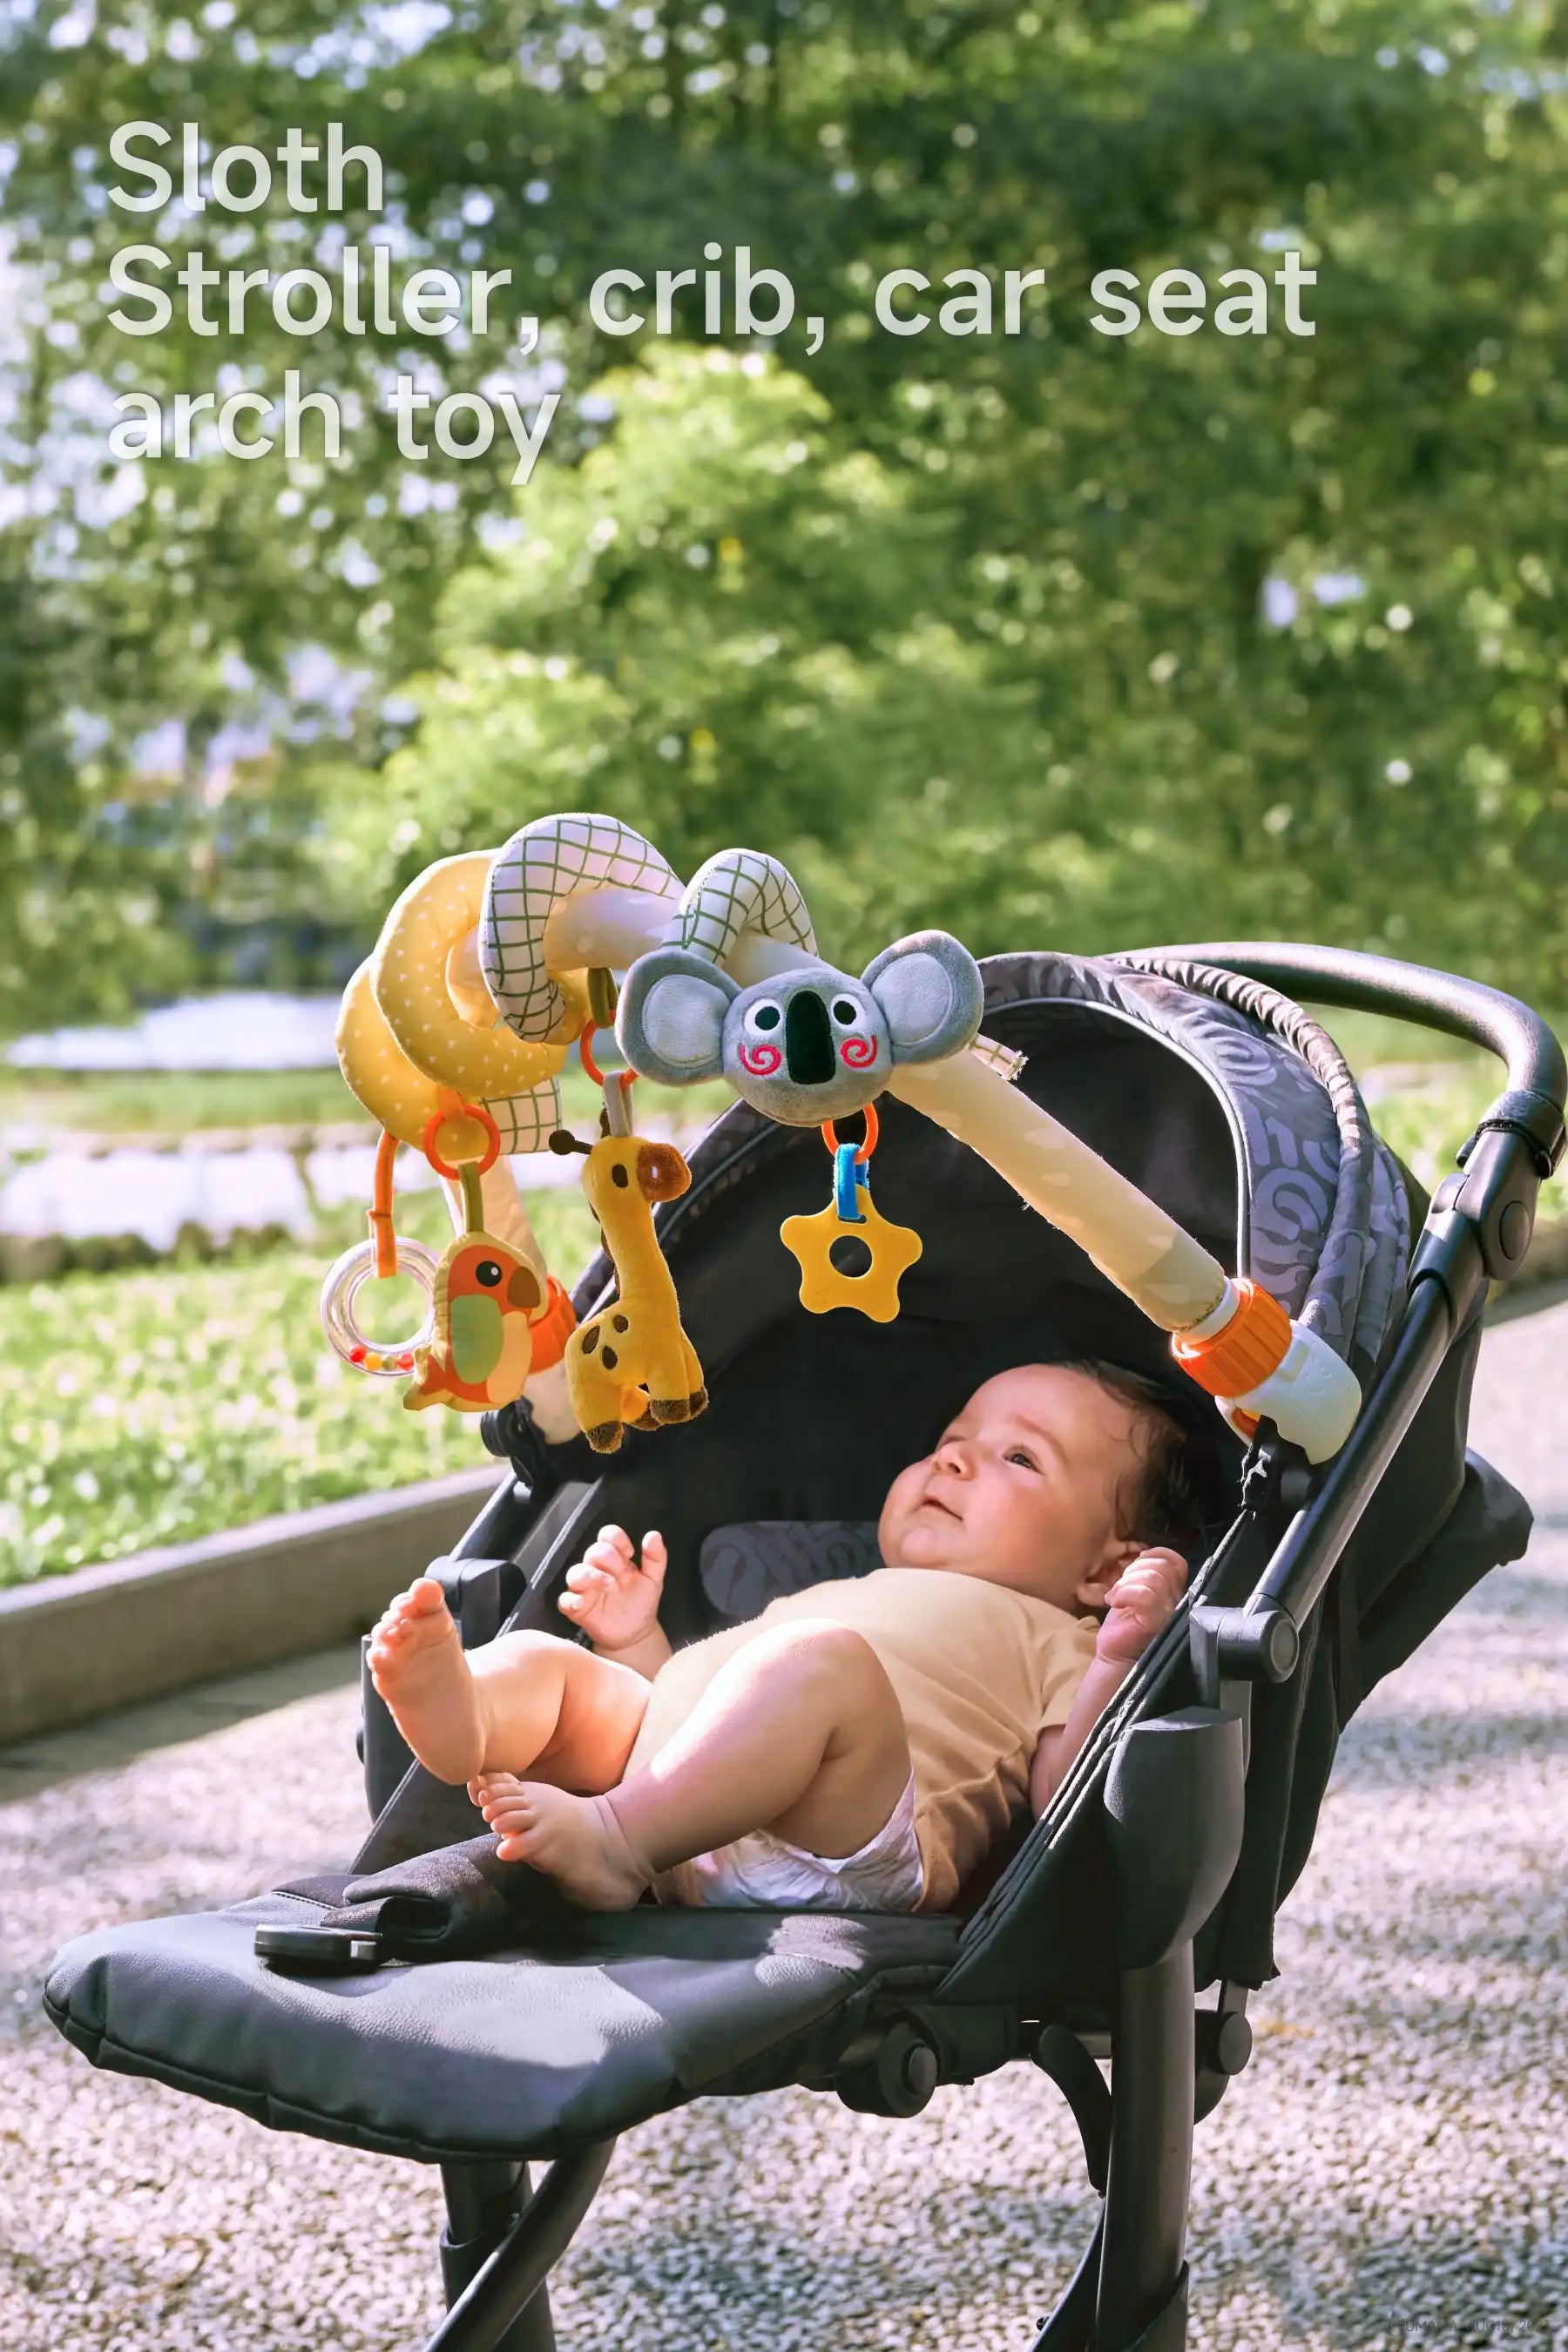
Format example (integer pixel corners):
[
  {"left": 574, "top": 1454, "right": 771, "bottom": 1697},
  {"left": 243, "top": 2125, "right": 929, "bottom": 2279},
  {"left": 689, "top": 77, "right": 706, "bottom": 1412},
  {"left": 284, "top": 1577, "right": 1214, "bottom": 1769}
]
[
  {"left": 1028, "top": 1548, "right": 1188, "bottom": 1815},
  {"left": 558, "top": 1524, "right": 673, "bottom": 1680}
]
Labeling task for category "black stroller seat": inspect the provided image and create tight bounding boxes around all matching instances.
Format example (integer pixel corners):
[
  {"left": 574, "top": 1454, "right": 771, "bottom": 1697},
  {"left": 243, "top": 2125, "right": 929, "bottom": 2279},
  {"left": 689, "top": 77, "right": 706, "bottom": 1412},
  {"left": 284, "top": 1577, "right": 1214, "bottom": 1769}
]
[
  {"left": 49, "top": 1873, "right": 961, "bottom": 2160},
  {"left": 44, "top": 943, "right": 1563, "bottom": 2352}
]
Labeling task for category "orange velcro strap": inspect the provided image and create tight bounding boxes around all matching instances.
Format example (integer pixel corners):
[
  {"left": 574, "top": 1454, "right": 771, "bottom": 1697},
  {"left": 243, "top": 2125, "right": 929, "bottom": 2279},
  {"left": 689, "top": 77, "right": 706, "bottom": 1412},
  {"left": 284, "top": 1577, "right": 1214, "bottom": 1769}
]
[
  {"left": 526, "top": 1275, "right": 578, "bottom": 1372},
  {"left": 1171, "top": 1278, "right": 1291, "bottom": 1399}
]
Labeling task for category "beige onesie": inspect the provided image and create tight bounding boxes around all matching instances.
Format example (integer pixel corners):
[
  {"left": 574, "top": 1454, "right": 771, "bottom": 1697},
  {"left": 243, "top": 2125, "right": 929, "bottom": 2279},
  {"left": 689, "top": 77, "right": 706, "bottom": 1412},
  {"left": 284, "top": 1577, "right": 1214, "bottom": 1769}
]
[{"left": 628, "top": 1565, "right": 1100, "bottom": 1913}]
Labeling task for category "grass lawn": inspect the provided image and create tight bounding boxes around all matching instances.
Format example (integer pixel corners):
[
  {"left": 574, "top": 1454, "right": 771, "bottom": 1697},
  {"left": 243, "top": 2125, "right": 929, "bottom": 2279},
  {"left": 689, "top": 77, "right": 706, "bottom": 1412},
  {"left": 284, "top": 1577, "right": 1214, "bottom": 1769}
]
[
  {"left": 1371, "top": 1073, "right": 1566, "bottom": 1220},
  {"left": 1300, "top": 1004, "right": 1560, "bottom": 1071},
  {"left": 0, "top": 1065, "right": 361, "bottom": 1137},
  {"left": 1305, "top": 1002, "right": 1566, "bottom": 1217},
  {"left": 0, "top": 1061, "right": 732, "bottom": 1141},
  {"left": 0, "top": 1188, "right": 600, "bottom": 1586}
]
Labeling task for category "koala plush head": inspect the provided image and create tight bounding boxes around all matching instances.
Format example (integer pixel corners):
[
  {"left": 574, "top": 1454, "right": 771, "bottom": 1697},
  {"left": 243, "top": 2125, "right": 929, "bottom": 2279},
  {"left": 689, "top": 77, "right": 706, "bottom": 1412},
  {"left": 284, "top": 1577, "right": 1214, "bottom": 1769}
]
[{"left": 616, "top": 929, "right": 983, "bottom": 1125}]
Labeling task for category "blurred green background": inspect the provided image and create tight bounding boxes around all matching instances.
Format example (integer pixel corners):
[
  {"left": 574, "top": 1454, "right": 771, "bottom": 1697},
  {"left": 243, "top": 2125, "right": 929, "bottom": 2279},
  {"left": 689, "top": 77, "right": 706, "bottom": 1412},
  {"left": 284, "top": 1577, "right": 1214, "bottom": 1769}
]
[{"left": 1, "top": 0, "right": 1564, "bottom": 1580}]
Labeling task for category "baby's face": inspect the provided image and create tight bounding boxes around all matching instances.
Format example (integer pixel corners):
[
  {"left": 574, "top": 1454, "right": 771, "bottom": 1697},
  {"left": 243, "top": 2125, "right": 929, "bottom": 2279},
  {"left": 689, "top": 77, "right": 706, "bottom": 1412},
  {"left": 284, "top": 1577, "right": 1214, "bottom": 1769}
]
[{"left": 877, "top": 1365, "right": 1146, "bottom": 1612}]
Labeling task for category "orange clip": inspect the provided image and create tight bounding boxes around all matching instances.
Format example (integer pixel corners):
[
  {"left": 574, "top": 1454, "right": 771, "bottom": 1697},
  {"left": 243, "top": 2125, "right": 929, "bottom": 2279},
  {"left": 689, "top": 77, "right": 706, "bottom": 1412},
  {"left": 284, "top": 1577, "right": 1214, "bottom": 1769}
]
[
  {"left": 821, "top": 1104, "right": 879, "bottom": 1162},
  {"left": 1171, "top": 1278, "right": 1290, "bottom": 1399},
  {"left": 579, "top": 1022, "right": 634, "bottom": 1101},
  {"left": 368, "top": 1129, "right": 399, "bottom": 1277}
]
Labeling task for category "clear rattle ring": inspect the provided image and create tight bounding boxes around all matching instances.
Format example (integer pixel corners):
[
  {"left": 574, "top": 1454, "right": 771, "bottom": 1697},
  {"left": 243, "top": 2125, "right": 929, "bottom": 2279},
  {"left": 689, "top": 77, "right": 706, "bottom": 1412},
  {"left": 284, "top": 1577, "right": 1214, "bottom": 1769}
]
[{"left": 319, "top": 1234, "right": 440, "bottom": 1376}]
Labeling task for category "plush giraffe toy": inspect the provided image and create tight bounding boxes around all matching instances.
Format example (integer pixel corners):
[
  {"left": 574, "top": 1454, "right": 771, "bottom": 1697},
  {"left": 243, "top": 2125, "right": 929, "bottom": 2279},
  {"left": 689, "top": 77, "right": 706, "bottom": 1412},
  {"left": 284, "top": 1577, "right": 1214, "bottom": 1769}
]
[{"left": 550, "top": 1131, "right": 706, "bottom": 1453}]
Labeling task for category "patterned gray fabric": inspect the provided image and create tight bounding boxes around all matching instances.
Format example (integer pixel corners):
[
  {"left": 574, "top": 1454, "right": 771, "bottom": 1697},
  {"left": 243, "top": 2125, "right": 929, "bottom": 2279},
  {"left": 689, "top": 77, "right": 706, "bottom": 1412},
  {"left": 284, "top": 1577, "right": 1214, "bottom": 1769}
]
[
  {"left": 1355, "top": 1139, "right": 1413, "bottom": 1370},
  {"left": 975, "top": 951, "right": 1409, "bottom": 1375},
  {"left": 1106, "top": 951, "right": 1409, "bottom": 1373},
  {"left": 700, "top": 1522, "right": 881, "bottom": 1621}
]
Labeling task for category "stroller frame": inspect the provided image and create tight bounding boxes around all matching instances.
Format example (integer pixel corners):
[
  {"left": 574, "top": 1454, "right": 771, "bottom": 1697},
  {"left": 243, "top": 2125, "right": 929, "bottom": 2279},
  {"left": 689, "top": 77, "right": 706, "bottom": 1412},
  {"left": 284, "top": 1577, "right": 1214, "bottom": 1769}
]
[{"left": 47, "top": 943, "right": 1566, "bottom": 2352}]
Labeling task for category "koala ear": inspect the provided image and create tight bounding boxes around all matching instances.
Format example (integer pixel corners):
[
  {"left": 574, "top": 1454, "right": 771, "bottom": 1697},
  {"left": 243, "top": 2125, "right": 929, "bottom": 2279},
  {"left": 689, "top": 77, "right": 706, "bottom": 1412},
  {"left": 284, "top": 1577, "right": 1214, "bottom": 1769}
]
[
  {"left": 861, "top": 931, "right": 984, "bottom": 1064},
  {"left": 636, "top": 1141, "right": 692, "bottom": 1202},
  {"left": 617, "top": 948, "right": 740, "bottom": 1085}
]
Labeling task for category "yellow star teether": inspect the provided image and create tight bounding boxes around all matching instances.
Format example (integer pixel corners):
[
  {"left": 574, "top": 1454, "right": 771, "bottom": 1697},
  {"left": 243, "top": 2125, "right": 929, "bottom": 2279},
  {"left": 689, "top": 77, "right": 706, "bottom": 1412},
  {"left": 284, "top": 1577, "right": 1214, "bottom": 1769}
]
[{"left": 781, "top": 1191, "right": 923, "bottom": 1322}]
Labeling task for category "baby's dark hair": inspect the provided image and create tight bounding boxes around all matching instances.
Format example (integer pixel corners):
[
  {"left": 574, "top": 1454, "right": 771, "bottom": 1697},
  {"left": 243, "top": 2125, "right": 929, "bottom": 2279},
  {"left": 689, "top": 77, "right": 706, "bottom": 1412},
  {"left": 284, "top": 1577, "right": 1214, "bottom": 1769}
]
[{"left": 1055, "top": 1356, "right": 1206, "bottom": 1555}]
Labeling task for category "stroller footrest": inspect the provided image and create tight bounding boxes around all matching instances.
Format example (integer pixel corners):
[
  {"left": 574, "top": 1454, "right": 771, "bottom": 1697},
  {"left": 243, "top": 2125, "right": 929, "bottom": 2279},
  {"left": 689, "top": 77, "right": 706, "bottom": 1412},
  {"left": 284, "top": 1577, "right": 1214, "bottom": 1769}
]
[{"left": 45, "top": 1891, "right": 961, "bottom": 2161}]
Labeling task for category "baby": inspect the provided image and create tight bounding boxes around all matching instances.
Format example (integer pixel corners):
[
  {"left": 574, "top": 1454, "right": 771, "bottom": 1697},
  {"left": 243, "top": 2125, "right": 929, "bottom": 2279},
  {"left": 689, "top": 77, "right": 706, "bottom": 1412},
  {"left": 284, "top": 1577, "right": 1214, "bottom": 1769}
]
[{"left": 368, "top": 1360, "right": 1194, "bottom": 1916}]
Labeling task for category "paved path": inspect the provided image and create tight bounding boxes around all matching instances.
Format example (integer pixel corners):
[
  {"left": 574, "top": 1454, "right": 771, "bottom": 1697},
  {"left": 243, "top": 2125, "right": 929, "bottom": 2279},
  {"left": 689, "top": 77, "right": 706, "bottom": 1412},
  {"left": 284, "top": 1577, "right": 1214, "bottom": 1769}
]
[{"left": 3, "top": 1303, "right": 1565, "bottom": 2352}]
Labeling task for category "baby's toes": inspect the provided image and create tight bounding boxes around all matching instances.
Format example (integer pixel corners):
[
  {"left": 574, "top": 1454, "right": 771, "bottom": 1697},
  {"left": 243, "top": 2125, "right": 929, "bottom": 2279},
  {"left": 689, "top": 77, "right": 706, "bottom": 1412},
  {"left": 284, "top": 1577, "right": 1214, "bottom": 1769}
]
[
  {"left": 473, "top": 1768, "right": 523, "bottom": 1796},
  {"left": 484, "top": 1810, "right": 531, "bottom": 1846}
]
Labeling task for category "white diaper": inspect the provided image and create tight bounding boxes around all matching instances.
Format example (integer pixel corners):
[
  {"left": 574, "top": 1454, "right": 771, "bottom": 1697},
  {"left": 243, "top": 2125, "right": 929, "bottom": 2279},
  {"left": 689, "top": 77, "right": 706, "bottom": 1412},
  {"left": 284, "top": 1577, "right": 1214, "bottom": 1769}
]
[{"left": 664, "top": 1771, "right": 924, "bottom": 1913}]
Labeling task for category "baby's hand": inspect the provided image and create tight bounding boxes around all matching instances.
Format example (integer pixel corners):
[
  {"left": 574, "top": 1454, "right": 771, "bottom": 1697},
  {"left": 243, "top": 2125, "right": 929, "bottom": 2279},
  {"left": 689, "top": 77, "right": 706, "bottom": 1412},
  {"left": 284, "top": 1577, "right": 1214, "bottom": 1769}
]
[
  {"left": 558, "top": 1524, "right": 666, "bottom": 1654},
  {"left": 1096, "top": 1548, "right": 1188, "bottom": 1666}
]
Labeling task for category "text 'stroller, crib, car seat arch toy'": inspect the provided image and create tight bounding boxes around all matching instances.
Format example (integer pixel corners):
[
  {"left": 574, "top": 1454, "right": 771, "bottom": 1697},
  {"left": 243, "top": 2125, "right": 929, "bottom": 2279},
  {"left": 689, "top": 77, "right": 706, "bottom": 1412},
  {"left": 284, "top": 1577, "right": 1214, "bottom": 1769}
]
[{"left": 321, "top": 808, "right": 1363, "bottom": 1463}]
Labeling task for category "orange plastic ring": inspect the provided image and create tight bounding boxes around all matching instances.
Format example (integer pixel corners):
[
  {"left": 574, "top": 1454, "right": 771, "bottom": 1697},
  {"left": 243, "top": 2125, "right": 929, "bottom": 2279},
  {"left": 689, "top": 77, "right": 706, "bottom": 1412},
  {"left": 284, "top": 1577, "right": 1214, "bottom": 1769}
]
[
  {"left": 1171, "top": 1277, "right": 1290, "bottom": 1398},
  {"left": 422, "top": 1100, "right": 501, "bottom": 1180},
  {"left": 820, "top": 1104, "right": 879, "bottom": 1163},
  {"left": 578, "top": 1021, "right": 606, "bottom": 1087},
  {"left": 578, "top": 1022, "right": 634, "bottom": 1097}
]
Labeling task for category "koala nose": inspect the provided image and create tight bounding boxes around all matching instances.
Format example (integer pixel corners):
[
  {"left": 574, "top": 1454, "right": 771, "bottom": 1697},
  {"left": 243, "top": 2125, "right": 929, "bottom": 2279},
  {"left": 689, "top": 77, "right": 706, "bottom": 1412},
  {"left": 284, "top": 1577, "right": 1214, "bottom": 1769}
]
[{"left": 784, "top": 990, "right": 836, "bottom": 1086}]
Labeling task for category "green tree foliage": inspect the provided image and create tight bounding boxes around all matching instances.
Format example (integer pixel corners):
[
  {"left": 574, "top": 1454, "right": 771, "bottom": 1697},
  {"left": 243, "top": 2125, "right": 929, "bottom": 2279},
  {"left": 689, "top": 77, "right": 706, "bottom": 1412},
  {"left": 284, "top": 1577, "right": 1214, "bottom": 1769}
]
[
  {"left": 3, "top": 0, "right": 1565, "bottom": 1017},
  {"left": 331, "top": 343, "right": 1098, "bottom": 960}
]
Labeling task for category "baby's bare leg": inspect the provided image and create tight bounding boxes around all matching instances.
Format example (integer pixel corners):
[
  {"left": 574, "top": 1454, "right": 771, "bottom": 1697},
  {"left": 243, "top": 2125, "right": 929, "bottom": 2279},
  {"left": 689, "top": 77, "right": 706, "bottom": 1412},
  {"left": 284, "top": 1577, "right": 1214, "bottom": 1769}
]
[
  {"left": 479, "top": 1620, "right": 911, "bottom": 1908},
  {"left": 367, "top": 1579, "right": 649, "bottom": 1788},
  {"left": 617, "top": 1619, "right": 911, "bottom": 1866}
]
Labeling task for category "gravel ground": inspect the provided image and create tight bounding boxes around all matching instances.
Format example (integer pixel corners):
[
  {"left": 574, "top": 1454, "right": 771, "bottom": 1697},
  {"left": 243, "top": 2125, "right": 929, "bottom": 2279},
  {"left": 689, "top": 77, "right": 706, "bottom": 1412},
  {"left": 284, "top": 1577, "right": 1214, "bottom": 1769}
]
[{"left": 2, "top": 1301, "right": 1565, "bottom": 2352}]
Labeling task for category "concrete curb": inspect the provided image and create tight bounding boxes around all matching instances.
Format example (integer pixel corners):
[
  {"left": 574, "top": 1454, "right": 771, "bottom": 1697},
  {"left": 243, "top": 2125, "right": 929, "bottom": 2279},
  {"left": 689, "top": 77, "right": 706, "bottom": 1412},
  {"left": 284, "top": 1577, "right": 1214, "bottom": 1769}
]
[{"left": 0, "top": 1466, "right": 504, "bottom": 1746}]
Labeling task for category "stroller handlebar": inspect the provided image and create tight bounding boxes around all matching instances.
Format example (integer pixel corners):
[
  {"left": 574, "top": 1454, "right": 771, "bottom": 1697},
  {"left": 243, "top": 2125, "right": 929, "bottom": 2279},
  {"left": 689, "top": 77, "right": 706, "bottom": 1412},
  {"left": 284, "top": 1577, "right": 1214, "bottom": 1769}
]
[{"left": 1139, "top": 940, "right": 1566, "bottom": 1124}]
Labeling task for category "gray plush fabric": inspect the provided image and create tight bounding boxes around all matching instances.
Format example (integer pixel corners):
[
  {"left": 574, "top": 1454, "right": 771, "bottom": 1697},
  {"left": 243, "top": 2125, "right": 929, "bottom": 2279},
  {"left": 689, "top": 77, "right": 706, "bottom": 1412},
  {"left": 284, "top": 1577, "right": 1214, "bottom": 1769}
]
[{"left": 617, "top": 933, "right": 983, "bottom": 1126}]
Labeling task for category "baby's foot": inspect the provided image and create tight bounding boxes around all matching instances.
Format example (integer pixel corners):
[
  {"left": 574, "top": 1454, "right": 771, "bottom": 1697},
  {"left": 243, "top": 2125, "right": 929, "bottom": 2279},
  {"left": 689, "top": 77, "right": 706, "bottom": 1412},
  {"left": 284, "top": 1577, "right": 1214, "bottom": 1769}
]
[
  {"left": 367, "top": 1578, "right": 485, "bottom": 1785},
  {"left": 476, "top": 1779, "right": 650, "bottom": 1910}
]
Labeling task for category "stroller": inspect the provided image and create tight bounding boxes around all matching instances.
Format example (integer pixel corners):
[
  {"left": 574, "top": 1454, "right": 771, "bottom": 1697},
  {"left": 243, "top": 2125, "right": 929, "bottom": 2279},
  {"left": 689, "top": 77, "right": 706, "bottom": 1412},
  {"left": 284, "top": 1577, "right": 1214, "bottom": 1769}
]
[{"left": 44, "top": 938, "right": 1565, "bottom": 2352}]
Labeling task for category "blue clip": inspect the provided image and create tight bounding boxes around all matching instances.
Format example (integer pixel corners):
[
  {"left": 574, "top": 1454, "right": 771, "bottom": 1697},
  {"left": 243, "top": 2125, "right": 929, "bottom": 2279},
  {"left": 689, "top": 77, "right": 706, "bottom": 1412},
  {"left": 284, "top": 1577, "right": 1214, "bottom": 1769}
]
[{"left": 833, "top": 1141, "right": 868, "bottom": 1225}]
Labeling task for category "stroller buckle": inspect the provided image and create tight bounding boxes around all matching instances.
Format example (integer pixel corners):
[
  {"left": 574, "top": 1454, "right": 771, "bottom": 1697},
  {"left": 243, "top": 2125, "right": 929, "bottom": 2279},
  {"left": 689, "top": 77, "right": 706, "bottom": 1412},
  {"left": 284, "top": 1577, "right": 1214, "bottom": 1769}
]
[{"left": 254, "top": 1924, "right": 385, "bottom": 1975}]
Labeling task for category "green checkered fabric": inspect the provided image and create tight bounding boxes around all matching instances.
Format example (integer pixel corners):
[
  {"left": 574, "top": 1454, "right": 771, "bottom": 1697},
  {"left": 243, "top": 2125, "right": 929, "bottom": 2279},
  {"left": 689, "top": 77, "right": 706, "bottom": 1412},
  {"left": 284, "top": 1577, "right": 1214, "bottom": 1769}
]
[
  {"left": 677, "top": 849, "right": 816, "bottom": 964},
  {"left": 482, "top": 1075, "right": 561, "bottom": 1154},
  {"left": 481, "top": 814, "right": 681, "bottom": 1041}
]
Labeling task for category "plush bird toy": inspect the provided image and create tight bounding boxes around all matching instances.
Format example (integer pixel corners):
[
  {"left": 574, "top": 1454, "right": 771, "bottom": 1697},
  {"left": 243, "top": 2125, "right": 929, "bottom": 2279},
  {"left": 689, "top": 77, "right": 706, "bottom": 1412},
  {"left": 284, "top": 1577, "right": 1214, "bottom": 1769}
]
[{"left": 402, "top": 1229, "right": 544, "bottom": 1413}]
